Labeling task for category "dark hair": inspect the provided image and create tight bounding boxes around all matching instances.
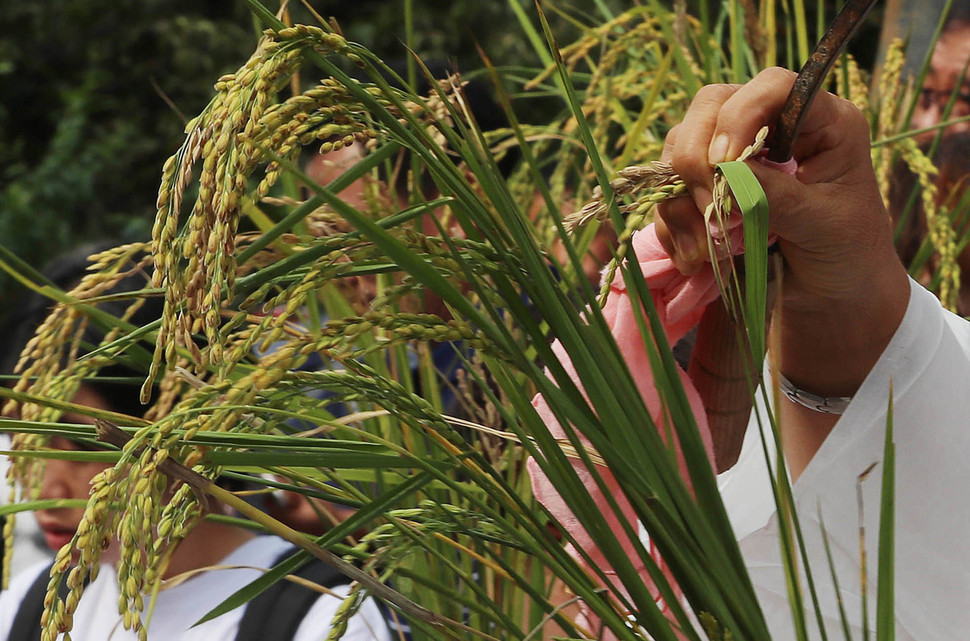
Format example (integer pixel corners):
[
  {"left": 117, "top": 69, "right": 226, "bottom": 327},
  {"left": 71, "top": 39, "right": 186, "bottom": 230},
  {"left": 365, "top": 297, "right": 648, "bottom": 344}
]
[
  {"left": 943, "top": 15, "right": 970, "bottom": 33},
  {"left": 0, "top": 241, "right": 162, "bottom": 418}
]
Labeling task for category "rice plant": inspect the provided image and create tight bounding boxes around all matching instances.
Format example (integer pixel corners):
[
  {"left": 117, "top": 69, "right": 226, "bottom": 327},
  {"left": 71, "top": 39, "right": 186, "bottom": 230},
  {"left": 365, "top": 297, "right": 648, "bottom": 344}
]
[{"left": 1, "top": 1, "right": 965, "bottom": 640}]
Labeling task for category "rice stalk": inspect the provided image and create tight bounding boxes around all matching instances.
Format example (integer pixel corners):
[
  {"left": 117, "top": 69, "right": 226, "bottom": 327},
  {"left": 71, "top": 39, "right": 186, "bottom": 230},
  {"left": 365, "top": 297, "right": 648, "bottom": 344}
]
[{"left": 4, "top": 1, "right": 952, "bottom": 639}]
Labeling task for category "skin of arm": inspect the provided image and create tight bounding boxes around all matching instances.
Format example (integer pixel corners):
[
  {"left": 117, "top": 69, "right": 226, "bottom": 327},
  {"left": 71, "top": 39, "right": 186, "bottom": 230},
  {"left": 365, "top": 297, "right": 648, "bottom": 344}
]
[{"left": 655, "top": 68, "right": 911, "bottom": 479}]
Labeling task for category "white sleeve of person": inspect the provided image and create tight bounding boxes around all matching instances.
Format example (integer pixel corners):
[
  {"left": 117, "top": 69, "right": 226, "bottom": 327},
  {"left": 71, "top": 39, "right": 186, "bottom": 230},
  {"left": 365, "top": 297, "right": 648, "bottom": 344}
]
[{"left": 716, "top": 277, "right": 970, "bottom": 639}]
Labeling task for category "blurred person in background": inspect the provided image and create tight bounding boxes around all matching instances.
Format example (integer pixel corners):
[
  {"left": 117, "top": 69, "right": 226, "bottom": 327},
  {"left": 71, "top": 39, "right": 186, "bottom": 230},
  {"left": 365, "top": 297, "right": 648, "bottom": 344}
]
[
  {"left": 910, "top": 18, "right": 970, "bottom": 143},
  {"left": 0, "top": 243, "right": 391, "bottom": 641}
]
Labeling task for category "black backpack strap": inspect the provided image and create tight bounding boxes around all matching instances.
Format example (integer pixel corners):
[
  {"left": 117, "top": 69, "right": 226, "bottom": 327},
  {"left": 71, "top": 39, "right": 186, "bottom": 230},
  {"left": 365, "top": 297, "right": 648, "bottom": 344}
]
[
  {"left": 9, "top": 563, "right": 64, "bottom": 641},
  {"left": 234, "top": 548, "right": 347, "bottom": 641}
]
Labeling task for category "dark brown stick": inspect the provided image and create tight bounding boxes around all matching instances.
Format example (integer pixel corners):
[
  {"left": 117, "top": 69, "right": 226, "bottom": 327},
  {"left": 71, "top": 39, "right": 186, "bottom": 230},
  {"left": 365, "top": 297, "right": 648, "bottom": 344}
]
[{"left": 766, "top": 0, "right": 880, "bottom": 162}]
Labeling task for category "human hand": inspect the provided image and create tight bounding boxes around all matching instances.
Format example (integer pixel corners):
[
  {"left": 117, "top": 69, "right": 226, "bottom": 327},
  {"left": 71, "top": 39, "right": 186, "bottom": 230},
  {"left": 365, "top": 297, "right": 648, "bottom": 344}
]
[
  {"left": 656, "top": 68, "right": 910, "bottom": 471},
  {"left": 655, "top": 67, "right": 905, "bottom": 311}
]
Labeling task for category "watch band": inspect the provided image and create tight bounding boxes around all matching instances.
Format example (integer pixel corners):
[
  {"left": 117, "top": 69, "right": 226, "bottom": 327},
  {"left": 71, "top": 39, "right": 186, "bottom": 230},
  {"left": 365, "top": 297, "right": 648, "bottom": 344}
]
[{"left": 777, "top": 372, "right": 853, "bottom": 415}]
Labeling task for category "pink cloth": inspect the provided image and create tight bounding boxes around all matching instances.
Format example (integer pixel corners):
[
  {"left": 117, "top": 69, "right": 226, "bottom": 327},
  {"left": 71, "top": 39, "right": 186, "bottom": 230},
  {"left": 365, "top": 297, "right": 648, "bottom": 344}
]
[
  {"left": 528, "top": 224, "right": 718, "bottom": 635},
  {"left": 528, "top": 156, "right": 796, "bottom": 634}
]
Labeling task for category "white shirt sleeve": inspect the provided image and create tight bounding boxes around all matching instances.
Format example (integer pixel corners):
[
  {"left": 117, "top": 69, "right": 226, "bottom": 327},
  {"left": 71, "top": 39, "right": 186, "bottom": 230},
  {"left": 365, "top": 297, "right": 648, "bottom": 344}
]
[{"left": 726, "top": 278, "right": 970, "bottom": 640}]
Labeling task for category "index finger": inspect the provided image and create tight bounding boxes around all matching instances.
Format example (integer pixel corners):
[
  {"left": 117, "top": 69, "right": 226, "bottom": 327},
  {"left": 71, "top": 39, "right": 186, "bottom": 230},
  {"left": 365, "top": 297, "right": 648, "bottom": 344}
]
[
  {"left": 669, "top": 83, "right": 740, "bottom": 210},
  {"left": 705, "top": 67, "right": 845, "bottom": 166}
]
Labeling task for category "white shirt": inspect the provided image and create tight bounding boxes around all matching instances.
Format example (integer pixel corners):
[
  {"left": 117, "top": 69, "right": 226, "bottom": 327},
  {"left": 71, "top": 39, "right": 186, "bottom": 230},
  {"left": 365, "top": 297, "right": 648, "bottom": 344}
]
[
  {"left": 719, "top": 278, "right": 970, "bottom": 639},
  {"left": 0, "top": 535, "right": 391, "bottom": 641},
  {"left": 0, "top": 437, "right": 52, "bottom": 579}
]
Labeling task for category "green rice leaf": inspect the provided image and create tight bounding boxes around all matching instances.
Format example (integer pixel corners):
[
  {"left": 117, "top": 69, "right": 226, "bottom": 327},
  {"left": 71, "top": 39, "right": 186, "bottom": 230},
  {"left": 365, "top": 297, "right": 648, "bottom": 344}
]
[
  {"left": 875, "top": 385, "right": 896, "bottom": 640},
  {"left": 716, "top": 160, "right": 770, "bottom": 362}
]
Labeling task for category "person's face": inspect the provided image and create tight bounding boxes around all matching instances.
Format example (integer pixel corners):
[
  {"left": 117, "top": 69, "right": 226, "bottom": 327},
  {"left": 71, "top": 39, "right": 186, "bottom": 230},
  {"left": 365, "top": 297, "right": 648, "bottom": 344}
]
[
  {"left": 34, "top": 385, "right": 113, "bottom": 553},
  {"left": 305, "top": 144, "right": 371, "bottom": 210},
  {"left": 912, "top": 30, "right": 970, "bottom": 143}
]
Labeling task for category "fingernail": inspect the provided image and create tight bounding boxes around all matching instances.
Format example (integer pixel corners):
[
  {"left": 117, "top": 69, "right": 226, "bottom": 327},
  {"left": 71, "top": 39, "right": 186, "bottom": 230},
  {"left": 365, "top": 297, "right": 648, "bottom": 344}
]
[
  {"left": 708, "top": 133, "right": 730, "bottom": 165},
  {"left": 672, "top": 231, "right": 698, "bottom": 263}
]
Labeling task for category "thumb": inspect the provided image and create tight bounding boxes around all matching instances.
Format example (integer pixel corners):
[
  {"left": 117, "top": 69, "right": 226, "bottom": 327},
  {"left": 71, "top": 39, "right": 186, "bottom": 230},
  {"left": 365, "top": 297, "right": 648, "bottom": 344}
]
[{"left": 744, "top": 158, "right": 822, "bottom": 242}]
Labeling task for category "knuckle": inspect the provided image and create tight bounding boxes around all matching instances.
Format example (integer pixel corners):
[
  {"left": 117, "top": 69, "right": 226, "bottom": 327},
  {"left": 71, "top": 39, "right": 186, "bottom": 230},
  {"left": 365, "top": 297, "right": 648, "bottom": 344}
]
[
  {"left": 664, "top": 124, "right": 681, "bottom": 145},
  {"left": 692, "top": 83, "right": 736, "bottom": 106},
  {"left": 661, "top": 125, "right": 680, "bottom": 160},
  {"left": 758, "top": 66, "right": 797, "bottom": 85},
  {"left": 840, "top": 98, "right": 867, "bottom": 128},
  {"left": 833, "top": 99, "right": 870, "bottom": 146},
  {"left": 672, "top": 146, "right": 710, "bottom": 183}
]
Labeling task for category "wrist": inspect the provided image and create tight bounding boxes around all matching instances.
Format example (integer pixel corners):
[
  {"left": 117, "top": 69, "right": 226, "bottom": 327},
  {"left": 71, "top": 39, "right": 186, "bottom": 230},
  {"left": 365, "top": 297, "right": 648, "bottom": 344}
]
[
  {"left": 774, "top": 257, "right": 909, "bottom": 398},
  {"left": 776, "top": 371, "right": 853, "bottom": 414}
]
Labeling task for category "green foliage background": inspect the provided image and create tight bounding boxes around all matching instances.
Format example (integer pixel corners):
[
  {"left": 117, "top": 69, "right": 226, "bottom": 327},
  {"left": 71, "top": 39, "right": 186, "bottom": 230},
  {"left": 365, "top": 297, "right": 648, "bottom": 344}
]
[
  {"left": 0, "top": 0, "right": 631, "bottom": 310},
  {"left": 0, "top": 0, "right": 885, "bottom": 314},
  {"left": 0, "top": 2, "right": 254, "bottom": 299}
]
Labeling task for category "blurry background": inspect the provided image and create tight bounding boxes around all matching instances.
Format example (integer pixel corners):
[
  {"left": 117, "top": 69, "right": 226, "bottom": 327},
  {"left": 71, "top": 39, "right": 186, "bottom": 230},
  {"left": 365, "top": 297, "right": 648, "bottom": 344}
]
[
  {"left": 879, "top": 0, "right": 970, "bottom": 75},
  {"left": 0, "top": 0, "right": 891, "bottom": 316}
]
